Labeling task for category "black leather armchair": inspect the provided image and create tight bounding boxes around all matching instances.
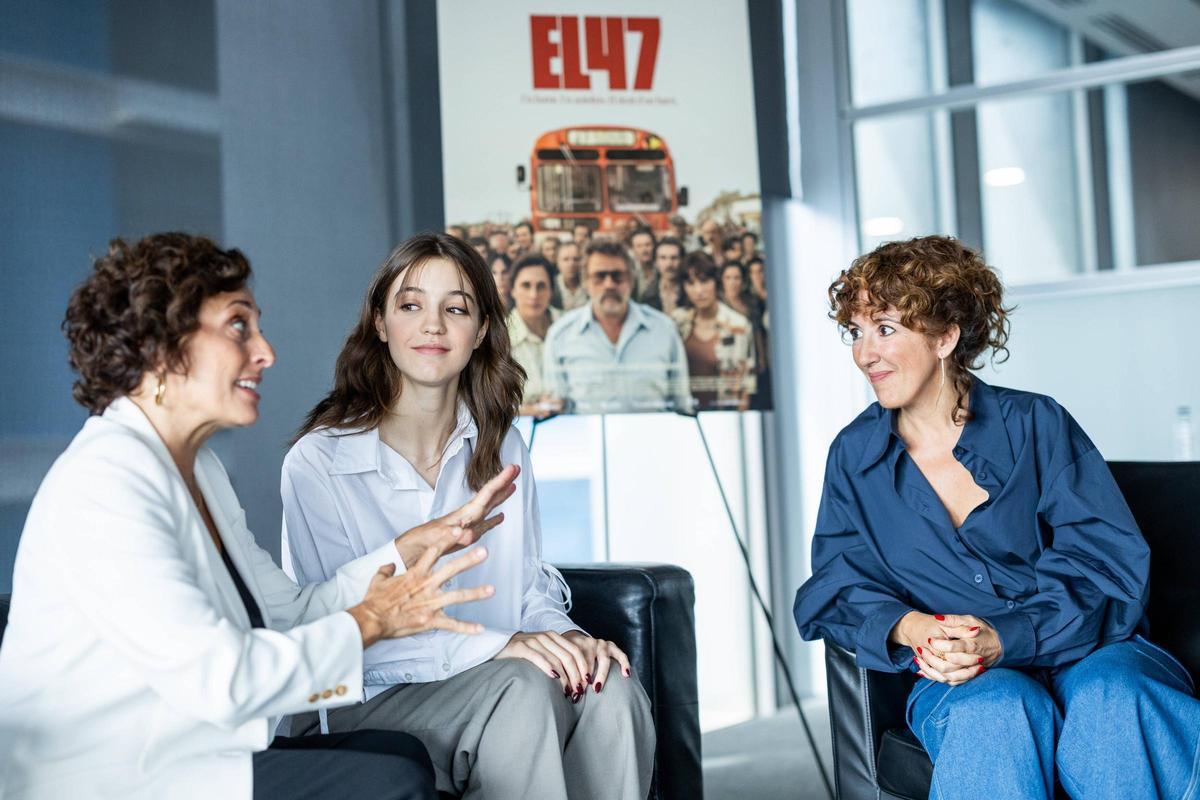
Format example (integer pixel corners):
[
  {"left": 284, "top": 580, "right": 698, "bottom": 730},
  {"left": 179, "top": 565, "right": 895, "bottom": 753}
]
[
  {"left": 824, "top": 461, "right": 1200, "bottom": 800},
  {"left": 0, "top": 563, "right": 701, "bottom": 800},
  {"left": 559, "top": 564, "right": 702, "bottom": 800}
]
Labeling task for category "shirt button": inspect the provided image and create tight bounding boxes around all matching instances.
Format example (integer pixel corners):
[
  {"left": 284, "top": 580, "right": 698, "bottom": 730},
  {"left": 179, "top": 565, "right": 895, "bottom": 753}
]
[
  {"left": 974, "top": 573, "right": 984, "bottom": 584},
  {"left": 953, "top": 447, "right": 964, "bottom": 457},
  {"left": 1006, "top": 600, "right": 1016, "bottom": 609},
  {"left": 308, "top": 693, "right": 320, "bottom": 703},
  {"left": 977, "top": 471, "right": 988, "bottom": 481},
  {"left": 335, "top": 685, "right": 347, "bottom": 696},
  {"left": 442, "top": 663, "right": 451, "bottom": 672},
  {"left": 404, "top": 673, "right": 414, "bottom": 681},
  {"left": 321, "top": 689, "right": 333, "bottom": 699}
]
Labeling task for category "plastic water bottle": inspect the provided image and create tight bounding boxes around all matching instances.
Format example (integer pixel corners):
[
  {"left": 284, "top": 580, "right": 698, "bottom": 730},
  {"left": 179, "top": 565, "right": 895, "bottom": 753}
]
[{"left": 1175, "top": 406, "right": 1194, "bottom": 461}]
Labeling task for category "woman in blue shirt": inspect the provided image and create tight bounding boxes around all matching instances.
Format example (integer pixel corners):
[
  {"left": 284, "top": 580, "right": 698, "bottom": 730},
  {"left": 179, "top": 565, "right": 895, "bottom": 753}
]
[{"left": 794, "top": 236, "right": 1199, "bottom": 800}]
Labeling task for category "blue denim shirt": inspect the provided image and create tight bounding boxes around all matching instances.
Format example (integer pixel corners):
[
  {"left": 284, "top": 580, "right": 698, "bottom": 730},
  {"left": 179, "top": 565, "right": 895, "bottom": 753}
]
[{"left": 793, "top": 379, "right": 1150, "bottom": 672}]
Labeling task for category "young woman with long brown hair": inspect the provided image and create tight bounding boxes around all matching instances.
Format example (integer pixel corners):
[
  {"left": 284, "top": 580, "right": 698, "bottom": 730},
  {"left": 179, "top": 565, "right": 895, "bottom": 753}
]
[{"left": 279, "top": 233, "right": 654, "bottom": 800}]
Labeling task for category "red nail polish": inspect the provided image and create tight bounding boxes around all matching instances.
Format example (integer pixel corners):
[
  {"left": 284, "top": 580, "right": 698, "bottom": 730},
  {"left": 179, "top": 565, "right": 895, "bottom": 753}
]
[
  {"left": 978, "top": 666, "right": 986, "bottom": 674},
  {"left": 969, "top": 626, "right": 979, "bottom": 631},
  {"left": 564, "top": 688, "right": 571, "bottom": 698},
  {"left": 623, "top": 667, "right": 630, "bottom": 677},
  {"left": 585, "top": 673, "right": 592, "bottom": 683},
  {"left": 927, "top": 638, "right": 932, "bottom": 645},
  {"left": 594, "top": 682, "right": 602, "bottom": 693},
  {"left": 917, "top": 647, "right": 923, "bottom": 654},
  {"left": 934, "top": 614, "right": 945, "bottom": 621},
  {"left": 977, "top": 657, "right": 984, "bottom": 664},
  {"left": 551, "top": 671, "right": 560, "bottom": 679},
  {"left": 912, "top": 656, "right": 919, "bottom": 664},
  {"left": 576, "top": 683, "right": 583, "bottom": 693}
]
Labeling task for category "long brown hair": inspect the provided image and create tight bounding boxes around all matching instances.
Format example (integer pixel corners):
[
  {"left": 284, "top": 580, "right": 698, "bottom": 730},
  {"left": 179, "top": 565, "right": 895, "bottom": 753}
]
[
  {"left": 828, "top": 235, "right": 1012, "bottom": 424},
  {"left": 297, "top": 233, "right": 524, "bottom": 490}
]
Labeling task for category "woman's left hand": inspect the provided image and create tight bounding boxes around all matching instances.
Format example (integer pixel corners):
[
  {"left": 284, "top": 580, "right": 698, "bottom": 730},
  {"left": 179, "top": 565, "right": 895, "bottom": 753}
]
[
  {"left": 915, "top": 614, "right": 1002, "bottom": 685},
  {"left": 563, "top": 631, "right": 633, "bottom": 695}
]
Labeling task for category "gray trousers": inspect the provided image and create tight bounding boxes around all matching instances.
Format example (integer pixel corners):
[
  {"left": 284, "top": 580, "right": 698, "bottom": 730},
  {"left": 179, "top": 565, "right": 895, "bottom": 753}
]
[{"left": 290, "top": 659, "right": 655, "bottom": 800}]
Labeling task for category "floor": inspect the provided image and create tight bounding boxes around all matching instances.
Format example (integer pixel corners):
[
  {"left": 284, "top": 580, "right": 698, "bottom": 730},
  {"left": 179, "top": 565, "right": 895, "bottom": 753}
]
[{"left": 701, "top": 699, "right": 835, "bottom": 800}]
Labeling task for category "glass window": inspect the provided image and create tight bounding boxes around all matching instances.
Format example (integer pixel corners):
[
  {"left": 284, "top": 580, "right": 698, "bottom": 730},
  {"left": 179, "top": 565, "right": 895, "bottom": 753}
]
[
  {"left": 605, "top": 164, "right": 671, "bottom": 213},
  {"left": 976, "top": 92, "right": 1083, "bottom": 283},
  {"left": 1123, "top": 77, "right": 1200, "bottom": 267},
  {"left": 971, "top": 0, "right": 1071, "bottom": 86},
  {"left": 845, "top": 0, "right": 934, "bottom": 106},
  {"left": 536, "top": 164, "right": 602, "bottom": 213},
  {"left": 853, "top": 112, "right": 943, "bottom": 251}
]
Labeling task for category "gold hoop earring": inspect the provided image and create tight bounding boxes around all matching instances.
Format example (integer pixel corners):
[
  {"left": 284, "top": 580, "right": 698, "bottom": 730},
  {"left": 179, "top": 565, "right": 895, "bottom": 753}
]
[{"left": 155, "top": 374, "right": 166, "bottom": 406}]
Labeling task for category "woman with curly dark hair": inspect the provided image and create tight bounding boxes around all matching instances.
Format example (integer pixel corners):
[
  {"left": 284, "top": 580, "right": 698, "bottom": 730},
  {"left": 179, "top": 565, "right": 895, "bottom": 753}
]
[
  {"left": 0, "top": 232, "right": 517, "bottom": 800},
  {"left": 793, "top": 235, "right": 1199, "bottom": 799},
  {"left": 281, "top": 233, "right": 654, "bottom": 800}
]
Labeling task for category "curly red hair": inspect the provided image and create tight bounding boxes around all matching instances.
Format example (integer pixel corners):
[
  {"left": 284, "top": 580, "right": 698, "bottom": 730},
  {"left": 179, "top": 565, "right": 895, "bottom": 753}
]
[{"left": 828, "top": 236, "right": 1012, "bottom": 422}]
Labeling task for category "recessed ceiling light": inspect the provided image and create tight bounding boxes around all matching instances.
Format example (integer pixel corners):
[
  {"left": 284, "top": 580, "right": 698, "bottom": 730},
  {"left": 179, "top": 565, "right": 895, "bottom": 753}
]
[
  {"left": 862, "top": 216, "right": 904, "bottom": 237},
  {"left": 984, "top": 167, "right": 1026, "bottom": 187}
]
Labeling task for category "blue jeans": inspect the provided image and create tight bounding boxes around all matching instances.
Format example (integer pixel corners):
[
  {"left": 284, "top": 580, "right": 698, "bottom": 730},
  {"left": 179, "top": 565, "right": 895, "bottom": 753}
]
[{"left": 906, "top": 636, "right": 1200, "bottom": 800}]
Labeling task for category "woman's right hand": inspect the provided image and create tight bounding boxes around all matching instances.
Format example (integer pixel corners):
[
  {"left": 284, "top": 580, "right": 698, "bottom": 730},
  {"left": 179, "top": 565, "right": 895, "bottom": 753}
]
[
  {"left": 393, "top": 464, "right": 520, "bottom": 568},
  {"left": 348, "top": 545, "right": 494, "bottom": 649},
  {"left": 891, "top": 610, "right": 986, "bottom": 685}
]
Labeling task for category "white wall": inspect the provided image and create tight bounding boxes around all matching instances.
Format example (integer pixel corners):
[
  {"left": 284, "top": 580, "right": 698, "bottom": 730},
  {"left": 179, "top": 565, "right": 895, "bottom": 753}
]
[{"left": 980, "top": 276, "right": 1200, "bottom": 460}]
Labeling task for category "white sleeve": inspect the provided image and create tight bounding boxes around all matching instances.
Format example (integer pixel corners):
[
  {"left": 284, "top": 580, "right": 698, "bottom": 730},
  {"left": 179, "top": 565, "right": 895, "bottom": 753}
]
[
  {"left": 281, "top": 441, "right": 407, "bottom": 587},
  {"left": 51, "top": 440, "right": 371, "bottom": 728}
]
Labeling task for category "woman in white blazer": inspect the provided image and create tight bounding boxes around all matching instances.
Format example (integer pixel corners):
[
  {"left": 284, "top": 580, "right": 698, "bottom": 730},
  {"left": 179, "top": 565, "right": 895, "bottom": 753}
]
[{"left": 0, "top": 233, "right": 517, "bottom": 800}]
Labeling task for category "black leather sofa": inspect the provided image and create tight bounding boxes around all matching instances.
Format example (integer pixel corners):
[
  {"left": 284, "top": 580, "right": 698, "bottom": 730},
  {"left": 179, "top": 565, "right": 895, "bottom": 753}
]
[
  {"left": 0, "top": 562, "right": 701, "bottom": 800},
  {"left": 824, "top": 461, "right": 1200, "bottom": 800}
]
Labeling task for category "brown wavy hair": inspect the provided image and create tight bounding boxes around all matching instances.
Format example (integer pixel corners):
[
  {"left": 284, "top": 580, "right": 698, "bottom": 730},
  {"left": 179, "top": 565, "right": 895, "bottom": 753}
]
[
  {"left": 828, "top": 235, "right": 1012, "bottom": 423},
  {"left": 63, "top": 233, "right": 252, "bottom": 415},
  {"left": 297, "top": 233, "right": 524, "bottom": 491}
]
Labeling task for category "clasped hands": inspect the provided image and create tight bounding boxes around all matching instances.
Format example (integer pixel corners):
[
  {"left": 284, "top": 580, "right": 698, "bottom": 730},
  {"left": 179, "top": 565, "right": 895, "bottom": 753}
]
[{"left": 892, "top": 611, "right": 1004, "bottom": 686}]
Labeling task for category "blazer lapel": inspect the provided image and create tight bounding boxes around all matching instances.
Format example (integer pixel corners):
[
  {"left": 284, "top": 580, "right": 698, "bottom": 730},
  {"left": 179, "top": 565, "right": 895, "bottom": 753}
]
[
  {"left": 194, "top": 458, "right": 267, "bottom": 629},
  {"left": 101, "top": 398, "right": 251, "bottom": 628}
]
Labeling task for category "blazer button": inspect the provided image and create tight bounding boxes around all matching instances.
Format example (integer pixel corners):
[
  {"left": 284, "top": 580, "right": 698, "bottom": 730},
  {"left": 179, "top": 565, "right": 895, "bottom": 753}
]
[
  {"left": 322, "top": 689, "right": 333, "bottom": 699},
  {"left": 335, "top": 685, "right": 347, "bottom": 696},
  {"left": 308, "top": 693, "right": 320, "bottom": 703}
]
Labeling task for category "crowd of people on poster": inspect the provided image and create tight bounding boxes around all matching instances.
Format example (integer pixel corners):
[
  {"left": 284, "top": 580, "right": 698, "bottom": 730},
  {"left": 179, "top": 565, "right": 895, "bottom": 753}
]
[{"left": 445, "top": 215, "right": 772, "bottom": 416}]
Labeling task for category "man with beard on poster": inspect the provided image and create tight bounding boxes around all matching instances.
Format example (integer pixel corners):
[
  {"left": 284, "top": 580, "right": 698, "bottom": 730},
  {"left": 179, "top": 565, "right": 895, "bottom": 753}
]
[{"left": 542, "top": 239, "right": 691, "bottom": 415}]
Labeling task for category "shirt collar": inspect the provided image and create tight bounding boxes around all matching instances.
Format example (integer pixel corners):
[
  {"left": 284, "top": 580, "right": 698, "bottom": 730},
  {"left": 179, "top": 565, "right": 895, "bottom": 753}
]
[
  {"left": 329, "top": 400, "right": 478, "bottom": 479},
  {"left": 954, "top": 378, "right": 1016, "bottom": 482},
  {"left": 507, "top": 307, "right": 559, "bottom": 347},
  {"left": 856, "top": 404, "right": 903, "bottom": 474},
  {"left": 854, "top": 377, "right": 1014, "bottom": 478}
]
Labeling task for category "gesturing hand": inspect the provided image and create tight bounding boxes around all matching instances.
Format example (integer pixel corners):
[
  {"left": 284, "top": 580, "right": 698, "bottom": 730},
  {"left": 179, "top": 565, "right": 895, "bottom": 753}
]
[
  {"left": 393, "top": 464, "right": 519, "bottom": 568},
  {"left": 348, "top": 545, "right": 495, "bottom": 649}
]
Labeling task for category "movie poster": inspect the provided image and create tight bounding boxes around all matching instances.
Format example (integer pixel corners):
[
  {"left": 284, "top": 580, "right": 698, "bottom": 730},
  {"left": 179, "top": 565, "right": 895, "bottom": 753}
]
[{"left": 437, "top": 0, "right": 771, "bottom": 415}]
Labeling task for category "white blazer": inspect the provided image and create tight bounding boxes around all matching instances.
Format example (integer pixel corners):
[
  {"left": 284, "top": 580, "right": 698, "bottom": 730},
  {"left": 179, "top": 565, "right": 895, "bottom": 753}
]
[{"left": 0, "top": 398, "right": 404, "bottom": 800}]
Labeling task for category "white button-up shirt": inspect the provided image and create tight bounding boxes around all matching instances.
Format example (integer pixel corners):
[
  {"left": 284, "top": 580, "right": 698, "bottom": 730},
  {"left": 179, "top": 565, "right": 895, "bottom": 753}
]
[{"left": 281, "top": 403, "right": 580, "bottom": 699}]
